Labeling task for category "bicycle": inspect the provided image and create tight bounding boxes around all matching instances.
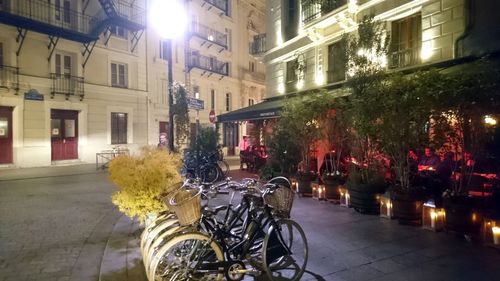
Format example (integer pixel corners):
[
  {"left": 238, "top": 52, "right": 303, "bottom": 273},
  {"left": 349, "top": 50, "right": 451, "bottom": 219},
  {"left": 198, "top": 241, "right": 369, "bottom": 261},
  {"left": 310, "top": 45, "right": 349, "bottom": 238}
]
[{"left": 147, "top": 178, "right": 308, "bottom": 281}]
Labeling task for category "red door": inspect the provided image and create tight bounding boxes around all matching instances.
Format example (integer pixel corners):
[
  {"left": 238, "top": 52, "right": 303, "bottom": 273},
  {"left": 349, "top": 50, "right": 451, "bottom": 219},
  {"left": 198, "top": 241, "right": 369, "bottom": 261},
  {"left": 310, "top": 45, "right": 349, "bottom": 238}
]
[
  {"left": 51, "top": 109, "right": 78, "bottom": 161},
  {"left": 0, "top": 106, "right": 13, "bottom": 164}
]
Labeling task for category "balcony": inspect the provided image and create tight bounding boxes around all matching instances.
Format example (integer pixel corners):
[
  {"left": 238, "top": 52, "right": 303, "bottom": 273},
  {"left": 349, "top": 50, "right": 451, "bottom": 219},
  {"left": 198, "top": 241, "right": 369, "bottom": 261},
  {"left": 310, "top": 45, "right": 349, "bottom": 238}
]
[
  {"left": 250, "top": 34, "right": 266, "bottom": 57},
  {"left": 0, "top": 0, "right": 97, "bottom": 42},
  {"left": 187, "top": 52, "right": 228, "bottom": 77},
  {"left": 0, "top": 65, "right": 19, "bottom": 91},
  {"left": 389, "top": 47, "right": 421, "bottom": 69},
  {"left": 50, "top": 73, "right": 84, "bottom": 100},
  {"left": 188, "top": 22, "right": 228, "bottom": 50},
  {"left": 302, "top": 0, "right": 347, "bottom": 25},
  {"left": 201, "top": 0, "right": 228, "bottom": 16},
  {"left": 96, "top": 0, "right": 146, "bottom": 32}
]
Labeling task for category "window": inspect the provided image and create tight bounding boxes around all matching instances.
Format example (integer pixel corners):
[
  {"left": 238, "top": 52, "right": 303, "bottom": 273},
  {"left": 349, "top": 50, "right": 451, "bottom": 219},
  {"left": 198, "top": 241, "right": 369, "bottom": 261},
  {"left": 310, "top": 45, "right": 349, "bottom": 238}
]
[
  {"left": 210, "top": 89, "right": 215, "bottom": 110},
  {"left": 225, "top": 93, "right": 231, "bottom": 111},
  {"left": 159, "top": 40, "right": 171, "bottom": 60},
  {"left": 110, "top": 25, "right": 127, "bottom": 39},
  {"left": 248, "top": 99, "right": 254, "bottom": 106},
  {"left": 327, "top": 41, "right": 346, "bottom": 83},
  {"left": 55, "top": 54, "right": 72, "bottom": 75},
  {"left": 249, "top": 61, "right": 255, "bottom": 72},
  {"left": 285, "top": 60, "right": 298, "bottom": 92},
  {"left": 111, "top": 62, "right": 128, "bottom": 88},
  {"left": 55, "top": 0, "right": 70, "bottom": 23},
  {"left": 111, "top": 112, "right": 127, "bottom": 144},
  {"left": 192, "top": 85, "right": 199, "bottom": 98},
  {"left": 390, "top": 13, "right": 422, "bottom": 68},
  {"left": 283, "top": 0, "right": 299, "bottom": 41}
]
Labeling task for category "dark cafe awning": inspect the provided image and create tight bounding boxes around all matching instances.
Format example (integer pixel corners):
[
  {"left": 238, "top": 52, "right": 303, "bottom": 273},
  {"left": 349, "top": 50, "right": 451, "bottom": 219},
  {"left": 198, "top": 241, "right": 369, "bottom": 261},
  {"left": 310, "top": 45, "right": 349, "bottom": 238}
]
[{"left": 217, "top": 98, "right": 285, "bottom": 123}]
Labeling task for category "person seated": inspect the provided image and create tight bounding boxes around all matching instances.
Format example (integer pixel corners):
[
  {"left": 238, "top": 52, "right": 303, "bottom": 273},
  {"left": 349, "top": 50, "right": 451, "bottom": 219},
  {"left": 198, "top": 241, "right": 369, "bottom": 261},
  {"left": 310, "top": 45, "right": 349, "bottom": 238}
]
[{"left": 418, "top": 147, "right": 441, "bottom": 174}]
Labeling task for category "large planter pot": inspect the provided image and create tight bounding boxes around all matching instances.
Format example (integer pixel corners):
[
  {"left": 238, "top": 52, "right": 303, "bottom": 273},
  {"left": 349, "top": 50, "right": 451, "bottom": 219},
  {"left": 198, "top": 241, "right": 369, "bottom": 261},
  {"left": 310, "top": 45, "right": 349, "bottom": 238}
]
[
  {"left": 347, "top": 182, "right": 385, "bottom": 215},
  {"left": 323, "top": 176, "right": 344, "bottom": 200},
  {"left": 296, "top": 173, "right": 317, "bottom": 195},
  {"left": 443, "top": 196, "right": 483, "bottom": 236},
  {"left": 392, "top": 189, "right": 425, "bottom": 226}
]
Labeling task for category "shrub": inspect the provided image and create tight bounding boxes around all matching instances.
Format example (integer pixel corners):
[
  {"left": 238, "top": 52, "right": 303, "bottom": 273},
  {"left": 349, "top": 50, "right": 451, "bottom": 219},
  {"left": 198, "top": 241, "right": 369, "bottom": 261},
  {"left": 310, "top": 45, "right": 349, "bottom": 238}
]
[{"left": 108, "top": 147, "right": 183, "bottom": 222}]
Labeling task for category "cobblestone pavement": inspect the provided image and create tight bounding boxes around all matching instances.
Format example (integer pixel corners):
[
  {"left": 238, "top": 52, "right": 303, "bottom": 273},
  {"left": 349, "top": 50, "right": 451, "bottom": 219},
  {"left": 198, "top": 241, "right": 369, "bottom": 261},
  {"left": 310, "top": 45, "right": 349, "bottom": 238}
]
[
  {"left": 0, "top": 173, "right": 120, "bottom": 281},
  {"left": 1, "top": 163, "right": 499, "bottom": 281}
]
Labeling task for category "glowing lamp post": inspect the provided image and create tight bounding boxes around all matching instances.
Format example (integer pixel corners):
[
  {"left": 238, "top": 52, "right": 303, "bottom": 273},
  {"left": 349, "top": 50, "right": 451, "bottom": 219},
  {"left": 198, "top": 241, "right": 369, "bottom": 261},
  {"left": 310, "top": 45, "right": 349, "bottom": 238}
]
[{"left": 150, "top": 0, "right": 187, "bottom": 151}]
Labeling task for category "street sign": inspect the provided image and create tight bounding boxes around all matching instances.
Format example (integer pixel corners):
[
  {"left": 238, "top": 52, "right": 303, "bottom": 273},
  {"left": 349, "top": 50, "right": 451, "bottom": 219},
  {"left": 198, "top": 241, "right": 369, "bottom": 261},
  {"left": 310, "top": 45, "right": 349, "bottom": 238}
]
[
  {"left": 209, "top": 110, "right": 216, "bottom": 123},
  {"left": 188, "top": 97, "right": 204, "bottom": 110}
]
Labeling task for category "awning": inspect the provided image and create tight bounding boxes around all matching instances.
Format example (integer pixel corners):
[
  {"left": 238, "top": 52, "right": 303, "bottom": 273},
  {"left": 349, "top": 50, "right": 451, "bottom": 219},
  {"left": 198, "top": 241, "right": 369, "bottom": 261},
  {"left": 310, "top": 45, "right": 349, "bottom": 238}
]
[{"left": 217, "top": 98, "right": 285, "bottom": 123}]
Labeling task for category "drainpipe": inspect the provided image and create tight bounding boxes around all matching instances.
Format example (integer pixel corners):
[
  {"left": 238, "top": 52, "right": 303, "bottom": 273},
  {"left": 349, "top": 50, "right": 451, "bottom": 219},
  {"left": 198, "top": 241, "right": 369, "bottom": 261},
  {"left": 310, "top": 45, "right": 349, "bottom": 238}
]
[{"left": 454, "top": 0, "right": 474, "bottom": 58}]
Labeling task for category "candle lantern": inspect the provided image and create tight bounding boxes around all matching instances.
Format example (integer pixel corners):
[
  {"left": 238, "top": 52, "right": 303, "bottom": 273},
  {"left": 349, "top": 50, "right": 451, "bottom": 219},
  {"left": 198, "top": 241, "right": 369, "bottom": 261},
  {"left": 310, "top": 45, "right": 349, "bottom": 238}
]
[
  {"left": 422, "top": 200, "right": 445, "bottom": 231},
  {"left": 379, "top": 194, "right": 393, "bottom": 219},
  {"left": 481, "top": 216, "right": 500, "bottom": 248},
  {"left": 291, "top": 179, "right": 299, "bottom": 193},
  {"left": 312, "top": 182, "right": 319, "bottom": 200},
  {"left": 339, "top": 187, "right": 350, "bottom": 207}
]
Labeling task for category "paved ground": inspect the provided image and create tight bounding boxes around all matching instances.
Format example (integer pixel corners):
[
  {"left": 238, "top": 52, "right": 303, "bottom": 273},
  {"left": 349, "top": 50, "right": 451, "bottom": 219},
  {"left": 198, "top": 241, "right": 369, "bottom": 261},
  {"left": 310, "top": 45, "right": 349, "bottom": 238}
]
[{"left": 1, "top": 158, "right": 499, "bottom": 281}]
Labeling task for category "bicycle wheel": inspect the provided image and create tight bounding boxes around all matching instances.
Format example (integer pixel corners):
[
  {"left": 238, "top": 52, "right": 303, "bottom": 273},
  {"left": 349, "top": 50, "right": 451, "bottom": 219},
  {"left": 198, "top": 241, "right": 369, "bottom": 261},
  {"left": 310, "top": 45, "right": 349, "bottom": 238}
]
[
  {"left": 149, "top": 232, "right": 224, "bottom": 281},
  {"left": 262, "top": 219, "right": 308, "bottom": 281},
  {"left": 202, "top": 165, "right": 220, "bottom": 184}
]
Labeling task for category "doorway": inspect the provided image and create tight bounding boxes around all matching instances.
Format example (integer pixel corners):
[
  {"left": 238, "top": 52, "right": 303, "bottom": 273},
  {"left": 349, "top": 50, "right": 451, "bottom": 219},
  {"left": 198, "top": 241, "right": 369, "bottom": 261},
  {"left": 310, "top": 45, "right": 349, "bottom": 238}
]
[
  {"left": 0, "top": 106, "right": 13, "bottom": 164},
  {"left": 51, "top": 109, "right": 78, "bottom": 161}
]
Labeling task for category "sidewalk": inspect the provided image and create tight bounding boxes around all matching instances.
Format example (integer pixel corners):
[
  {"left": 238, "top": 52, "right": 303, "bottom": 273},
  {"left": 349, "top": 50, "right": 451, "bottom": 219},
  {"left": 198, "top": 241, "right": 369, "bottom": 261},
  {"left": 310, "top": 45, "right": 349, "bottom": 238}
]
[{"left": 0, "top": 163, "right": 102, "bottom": 181}]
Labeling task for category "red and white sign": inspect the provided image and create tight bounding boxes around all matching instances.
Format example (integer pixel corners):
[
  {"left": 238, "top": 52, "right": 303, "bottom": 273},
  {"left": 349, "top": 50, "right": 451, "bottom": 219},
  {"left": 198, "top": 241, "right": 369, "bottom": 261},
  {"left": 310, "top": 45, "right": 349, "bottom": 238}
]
[{"left": 209, "top": 110, "right": 216, "bottom": 123}]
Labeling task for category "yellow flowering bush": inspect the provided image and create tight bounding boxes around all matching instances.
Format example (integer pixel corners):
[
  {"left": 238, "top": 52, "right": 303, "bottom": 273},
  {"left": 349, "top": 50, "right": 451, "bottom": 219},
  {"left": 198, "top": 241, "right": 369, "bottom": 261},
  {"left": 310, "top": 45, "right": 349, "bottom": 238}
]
[{"left": 108, "top": 147, "right": 183, "bottom": 222}]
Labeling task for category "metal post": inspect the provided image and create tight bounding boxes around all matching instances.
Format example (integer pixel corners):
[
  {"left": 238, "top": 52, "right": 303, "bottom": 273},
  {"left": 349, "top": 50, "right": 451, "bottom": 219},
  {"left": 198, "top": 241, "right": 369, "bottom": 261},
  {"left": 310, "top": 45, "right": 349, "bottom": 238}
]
[{"left": 166, "top": 39, "right": 175, "bottom": 151}]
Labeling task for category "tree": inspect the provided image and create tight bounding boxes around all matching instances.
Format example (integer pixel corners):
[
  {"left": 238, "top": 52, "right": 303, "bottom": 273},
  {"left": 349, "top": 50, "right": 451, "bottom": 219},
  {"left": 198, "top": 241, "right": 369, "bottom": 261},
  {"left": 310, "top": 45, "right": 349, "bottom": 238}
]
[
  {"left": 172, "top": 84, "right": 190, "bottom": 149},
  {"left": 343, "top": 15, "right": 390, "bottom": 184}
]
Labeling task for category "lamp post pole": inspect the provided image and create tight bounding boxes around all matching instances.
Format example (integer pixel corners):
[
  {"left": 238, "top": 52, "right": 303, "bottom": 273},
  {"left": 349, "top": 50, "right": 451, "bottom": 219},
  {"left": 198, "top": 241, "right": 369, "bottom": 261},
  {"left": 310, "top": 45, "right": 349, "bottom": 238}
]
[{"left": 166, "top": 39, "right": 175, "bottom": 151}]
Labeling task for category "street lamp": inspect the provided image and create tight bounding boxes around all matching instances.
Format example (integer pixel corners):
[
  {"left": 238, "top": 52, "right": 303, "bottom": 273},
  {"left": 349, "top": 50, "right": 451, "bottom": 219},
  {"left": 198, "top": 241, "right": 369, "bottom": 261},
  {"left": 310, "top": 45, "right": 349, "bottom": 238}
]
[{"left": 150, "top": 0, "right": 187, "bottom": 151}]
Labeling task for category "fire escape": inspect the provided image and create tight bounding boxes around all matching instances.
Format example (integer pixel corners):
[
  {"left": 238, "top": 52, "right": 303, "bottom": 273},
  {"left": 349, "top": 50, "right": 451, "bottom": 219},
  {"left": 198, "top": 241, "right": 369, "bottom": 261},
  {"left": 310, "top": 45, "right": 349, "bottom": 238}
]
[
  {"left": 0, "top": 0, "right": 146, "bottom": 100},
  {"left": 184, "top": 0, "right": 229, "bottom": 93}
]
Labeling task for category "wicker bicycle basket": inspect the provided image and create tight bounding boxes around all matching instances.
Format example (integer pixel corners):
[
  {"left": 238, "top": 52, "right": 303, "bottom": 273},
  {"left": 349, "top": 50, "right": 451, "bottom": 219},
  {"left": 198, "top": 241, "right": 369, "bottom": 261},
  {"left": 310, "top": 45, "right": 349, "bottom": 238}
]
[
  {"left": 168, "top": 186, "right": 202, "bottom": 226},
  {"left": 264, "top": 186, "right": 294, "bottom": 218}
]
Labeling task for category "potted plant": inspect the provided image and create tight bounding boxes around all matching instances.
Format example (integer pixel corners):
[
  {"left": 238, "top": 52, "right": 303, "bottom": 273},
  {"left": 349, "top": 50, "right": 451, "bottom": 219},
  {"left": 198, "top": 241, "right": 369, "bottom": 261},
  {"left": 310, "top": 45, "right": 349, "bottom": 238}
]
[
  {"left": 318, "top": 96, "right": 351, "bottom": 200},
  {"left": 108, "top": 147, "right": 183, "bottom": 224},
  {"left": 342, "top": 15, "right": 390, "bottom": 214},
  {"left": 436, "top": 60, "right": 500, "bottom": 237},
  {"left": 272, "top": 93, "right": 326, "bottom": 194}
]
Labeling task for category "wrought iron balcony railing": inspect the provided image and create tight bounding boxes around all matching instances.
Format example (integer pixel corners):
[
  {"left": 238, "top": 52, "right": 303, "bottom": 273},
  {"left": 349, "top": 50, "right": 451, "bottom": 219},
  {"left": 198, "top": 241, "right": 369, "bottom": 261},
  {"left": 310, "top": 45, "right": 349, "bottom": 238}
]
[
  {"left": 302, "top": 0, "right": 347, "bottom": 25},
  {"left": 0, "top": 65, "right": 19, "bottom": 90},
  {"left": 188, "top": 52, "right": 228, "bottom": 76},
  {"left": 189, "top": 22, "right": 228, "bottom": 49},
  {"left": 202, "top": 0, "right": 229, "bottom": 15},
  {"left": 103, "top": 0, "right": 146, "bottom": 28},
  {"left": 389, "top": 47, "right": 421, "bottom": 69},
  {"left": 250, "top": 34, "right": 266, "bottom": 56},
  {"left": 50, "top": 73, "right": 84, "bottom": 100},
  {"left": 0, "top": 0, "right": 94, "bottom": 34}
]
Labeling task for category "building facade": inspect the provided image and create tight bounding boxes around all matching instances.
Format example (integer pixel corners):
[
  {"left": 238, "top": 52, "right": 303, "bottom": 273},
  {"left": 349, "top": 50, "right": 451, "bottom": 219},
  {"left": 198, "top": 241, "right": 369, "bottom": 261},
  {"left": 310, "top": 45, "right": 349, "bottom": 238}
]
[
  {"left": 0, "top": 0, "right": 266, "bottom": 168},
  {"left": 147, "top": 0, "right": 266, "bottom": 156},
  {"left": 265, "top": 0, "right": 470, "bottom": 100}
]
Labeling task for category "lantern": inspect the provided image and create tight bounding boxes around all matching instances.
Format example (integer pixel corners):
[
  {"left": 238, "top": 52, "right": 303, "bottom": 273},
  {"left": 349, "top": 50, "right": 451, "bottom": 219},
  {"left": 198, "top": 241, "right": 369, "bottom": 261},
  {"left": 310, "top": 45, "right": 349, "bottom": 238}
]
[
  {"left": 312, "top": 183, "right": 326, "bottom": 200},
  {"left": 482, "top": 216, "right": 500, "bottom": 248},
  {"left": 291, "top": 179, "right": 299, "bottom": 193},
  {"left": 422, "top": 200, "right": 445, "bottom": 231},
  {"left": 379, "top": 194, "right": 393, "bottom": 219},
  {"left": 339, "top": 187, "right": 350, "bottom": 207}
]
